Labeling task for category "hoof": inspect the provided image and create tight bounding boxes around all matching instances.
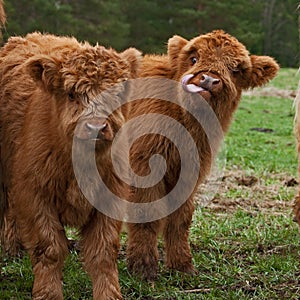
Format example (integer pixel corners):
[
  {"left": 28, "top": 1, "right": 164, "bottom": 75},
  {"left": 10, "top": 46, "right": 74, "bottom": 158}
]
[
  {"left": 127, "top": 258, "right": 158, "bottom": 281},
  {"left": 168, "top": 262, "right": 197, "bottom": 275}
]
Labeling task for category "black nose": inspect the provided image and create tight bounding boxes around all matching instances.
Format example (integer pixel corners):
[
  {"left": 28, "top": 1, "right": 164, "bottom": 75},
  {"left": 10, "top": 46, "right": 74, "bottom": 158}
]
[{"left": 199, "top": 74, "right": 221, "bottom": 90}]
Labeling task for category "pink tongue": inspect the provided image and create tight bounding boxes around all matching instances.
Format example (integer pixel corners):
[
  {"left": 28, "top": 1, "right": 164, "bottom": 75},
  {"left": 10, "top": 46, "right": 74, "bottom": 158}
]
[{"left": 181, "top": 74, "right": 204, "bottom": 93}]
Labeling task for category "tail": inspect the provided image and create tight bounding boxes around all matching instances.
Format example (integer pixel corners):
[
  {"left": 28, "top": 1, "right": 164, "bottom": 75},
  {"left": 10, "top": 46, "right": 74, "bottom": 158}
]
[
  {"left": 0, "top": 0, "right": 5, "bottom": 28},
  {"left": 0, "top": 0, "right": 5, "bottom": 42},
  {"left": 0, "top": 153, "right": 14, "bottom": 256},
  {"left": 0, "top": 160, "right": 22, "bottom": 257},
  {"left": 293, "top": 72, "right": 300, "bottom": 227},
  {"left": 0, "top": 3, "right": 18, "bottom": 258},
  {"left": 0, "top": 156, "right": 5, "bottom": 251},
  {"left": 0, "top": 0, "right": 5, "bottom": 257}
]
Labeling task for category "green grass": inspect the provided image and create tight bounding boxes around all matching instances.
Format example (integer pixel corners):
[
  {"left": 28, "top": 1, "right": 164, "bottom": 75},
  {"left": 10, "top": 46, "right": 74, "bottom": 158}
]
[
  {"left": 267, "top": 68, "right": 299, "bottom": 90},
  {"left": 225, "top": 68, "right": 299, "bottom": 174},
  {"left": 225, "top": 95, "right": 296, "bottom": 173},
  {"left": 1, "top": 68, "right": 300, "bottom": 299},
  {"left": 3, "top": 212, "right": 299, "bottom": 299}
]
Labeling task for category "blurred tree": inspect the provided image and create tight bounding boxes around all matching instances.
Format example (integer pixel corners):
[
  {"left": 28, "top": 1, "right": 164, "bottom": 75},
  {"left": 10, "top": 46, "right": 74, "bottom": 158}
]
[
  {"left": 261, "top": 0, "right": 299, "bottom": 67},
  {"left": 196, "top": 0, "right": 265, "bottom": 53},
  {"left": 66, "top": 0, "right": 130, "bottom": 49},
  {"left": 195, "top": 0, "right": 299, "bottom": 67},
  {"left": 3, "top": 0, "right": 75, "bottom": 37},
  {"left": 123, "top": 0, "right": 220, "bottom": 53},
  {"left": 3, "top": 0, "right": 129, "bottom": 49},
  {"left": 1, "top": 0, "right": 299, "bottom": 66}
]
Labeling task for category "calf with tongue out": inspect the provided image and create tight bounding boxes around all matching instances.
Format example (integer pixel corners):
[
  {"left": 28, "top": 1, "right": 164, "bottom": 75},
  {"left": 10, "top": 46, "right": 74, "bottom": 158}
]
[{"left": 125, "top": 30, "right": 279, "bottom": 281}]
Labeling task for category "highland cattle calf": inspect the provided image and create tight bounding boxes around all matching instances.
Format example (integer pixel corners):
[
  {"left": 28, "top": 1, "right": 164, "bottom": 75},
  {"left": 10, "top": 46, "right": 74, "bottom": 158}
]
[
  {"left": 0, "top": 32, "right": 141, "bottom": 299},
  {"left": 126, "top": 30, "right": 279, "bottom": 280}
]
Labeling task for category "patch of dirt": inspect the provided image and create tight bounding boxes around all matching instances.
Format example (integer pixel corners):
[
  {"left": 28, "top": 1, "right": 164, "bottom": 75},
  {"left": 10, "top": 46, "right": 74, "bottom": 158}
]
[
  {"left": 250, "top": 127, "right": 274, "bottom": 133},
  {"left": 242, "top": 86, "right": 297, "bottom": 99},
  {"left": 195, "top": 169, "right": 298, "bottom": 215}
]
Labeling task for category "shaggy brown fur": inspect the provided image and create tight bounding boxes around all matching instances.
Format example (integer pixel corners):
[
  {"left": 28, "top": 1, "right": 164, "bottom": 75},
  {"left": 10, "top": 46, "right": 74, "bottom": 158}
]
[
  {"left": 0, "top": 32, "right": 141, "bottom": 299},
  {"left": 293, "top": 83, "right": 300, "bottom": 225},
  {"left": 126, "top": 30, "right": 279, "bottom": 280},
  {"left": 0, "top": 0, "right": 5, "bottom": 39},
  {"left": 0, "top": 1, "right": 6, "bottom": 225}
]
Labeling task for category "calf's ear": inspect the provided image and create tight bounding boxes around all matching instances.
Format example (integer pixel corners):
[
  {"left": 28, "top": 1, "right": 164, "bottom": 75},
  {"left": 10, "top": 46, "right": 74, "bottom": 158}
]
[
  {"left": 120, "top": 47, "right": 142, "bottom": 78},
  {"left": 247, "top": 55, "right": 279, "bottom": 88},
  {"left": 25, "top": 55, "right": 61, "bottom": 92},
  {"left": 168, "top": 35, "right": 188, "bottom": 68}
]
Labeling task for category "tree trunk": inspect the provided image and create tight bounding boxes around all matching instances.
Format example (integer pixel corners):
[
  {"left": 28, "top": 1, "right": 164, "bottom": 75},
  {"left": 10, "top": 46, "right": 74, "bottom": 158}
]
[{"left": 262, "top": 0, "right": 276, "bottom": 55}]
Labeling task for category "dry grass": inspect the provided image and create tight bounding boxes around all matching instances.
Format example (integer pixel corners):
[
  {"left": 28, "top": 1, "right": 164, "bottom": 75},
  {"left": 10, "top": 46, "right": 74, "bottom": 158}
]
[{"left": 197, "top": 169, "right": 296, "bottom": 216}]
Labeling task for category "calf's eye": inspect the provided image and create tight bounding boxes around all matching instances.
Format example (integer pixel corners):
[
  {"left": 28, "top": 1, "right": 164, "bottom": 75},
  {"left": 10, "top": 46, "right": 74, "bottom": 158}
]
[
  {"left": 68, "top": 92, "right": 75, "bottom": 101},
  {"left": 191, "top": 57, "right": 198, "bottom": 65}
]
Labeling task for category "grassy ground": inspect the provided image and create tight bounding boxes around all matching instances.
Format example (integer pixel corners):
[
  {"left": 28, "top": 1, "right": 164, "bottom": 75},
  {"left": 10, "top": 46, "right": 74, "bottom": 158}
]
[{"left": 1, "top": 68, "right": 300, "bottom": 299}]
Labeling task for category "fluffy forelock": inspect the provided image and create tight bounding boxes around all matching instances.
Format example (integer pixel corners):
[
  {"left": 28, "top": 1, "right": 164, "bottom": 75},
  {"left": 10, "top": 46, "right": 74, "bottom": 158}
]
[{"left": 60, "top": 45, "right": 131, "bottom": 97}]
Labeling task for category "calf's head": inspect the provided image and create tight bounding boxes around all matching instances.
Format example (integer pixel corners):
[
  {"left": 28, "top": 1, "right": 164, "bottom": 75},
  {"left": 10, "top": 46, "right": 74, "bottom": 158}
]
[
  {"left": 26, "top": 45, "right": 141, "bottom": 147},
  {"left": 169, "top": 30, "right": 279, "bottom": 125}
]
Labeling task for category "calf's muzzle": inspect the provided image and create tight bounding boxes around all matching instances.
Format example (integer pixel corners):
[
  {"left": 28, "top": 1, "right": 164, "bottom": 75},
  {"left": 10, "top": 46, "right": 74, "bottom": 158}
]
[
  {"left": 75, "top": 118, "right": 114, "bottom": 141},
  {"left": 199, "top": 74, "right": 221, "bottom": 92}
]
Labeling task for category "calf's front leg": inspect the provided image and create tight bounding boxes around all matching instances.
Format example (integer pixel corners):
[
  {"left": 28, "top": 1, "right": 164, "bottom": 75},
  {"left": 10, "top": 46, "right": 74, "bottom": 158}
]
[
  {"left": 81, "top": 212, "right": 122, "bottom": 299},
  {"left": 13, "top": 192, "right": 69, "bottom": 300}
]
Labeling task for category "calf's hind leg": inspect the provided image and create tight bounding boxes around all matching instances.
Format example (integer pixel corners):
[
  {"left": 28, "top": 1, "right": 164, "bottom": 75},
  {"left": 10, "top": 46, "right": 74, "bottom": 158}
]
[
  {"left": 126, "top": 186, "right": 165, "bottom": 280},
  {"left": 127, "top": 220, "right": 161, "bottom": 280}
]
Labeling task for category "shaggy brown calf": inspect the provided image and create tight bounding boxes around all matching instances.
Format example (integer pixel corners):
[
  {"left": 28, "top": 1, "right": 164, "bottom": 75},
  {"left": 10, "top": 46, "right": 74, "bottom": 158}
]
[
  {"left": 0, "top": 32, "right": 141, "bottom": 299},
  {"left": 126, "top": 30, "right": 279, "bottom": 280}
]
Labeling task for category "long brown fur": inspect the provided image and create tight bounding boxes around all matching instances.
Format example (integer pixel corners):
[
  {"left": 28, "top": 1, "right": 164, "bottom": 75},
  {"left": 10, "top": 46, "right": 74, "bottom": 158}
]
[
  {"left": 126, "top": 30, "right": 279, "bottom": 280},
  {"left": 293, "top": 80, "right": 300, "bottom": 225},
  {"left": 0, "top": 0, "right": 6, "bottom": 237},
  {"left": 0, "top": 0, "right": 5, "bottom": 40},
  {"left": 0, "top": 32, "right": 141, "bottom": 299}
]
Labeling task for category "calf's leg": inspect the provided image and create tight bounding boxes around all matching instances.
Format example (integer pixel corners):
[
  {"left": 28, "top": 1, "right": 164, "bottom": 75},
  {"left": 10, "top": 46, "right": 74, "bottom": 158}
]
[
  {"left": 81, "top": 212, "right": 122, "bottom": 299},
  {"left": 126, "top": 185, "right": 166, "bottom": 280},
  {"left": 13, "top": 192, "right": 68, "bottom": 300},
  {"left": 126, "top": 220, "right": 161, "bottom": 280},
  {"left": 163, "top": 197, "right": 195, "bottom": 274}
]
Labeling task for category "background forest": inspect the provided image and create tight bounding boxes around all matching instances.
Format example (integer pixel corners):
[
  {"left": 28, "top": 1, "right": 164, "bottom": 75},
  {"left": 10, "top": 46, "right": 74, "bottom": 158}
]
[{"left": 2, "top": 0, "right": 299, "bottom": 68}]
